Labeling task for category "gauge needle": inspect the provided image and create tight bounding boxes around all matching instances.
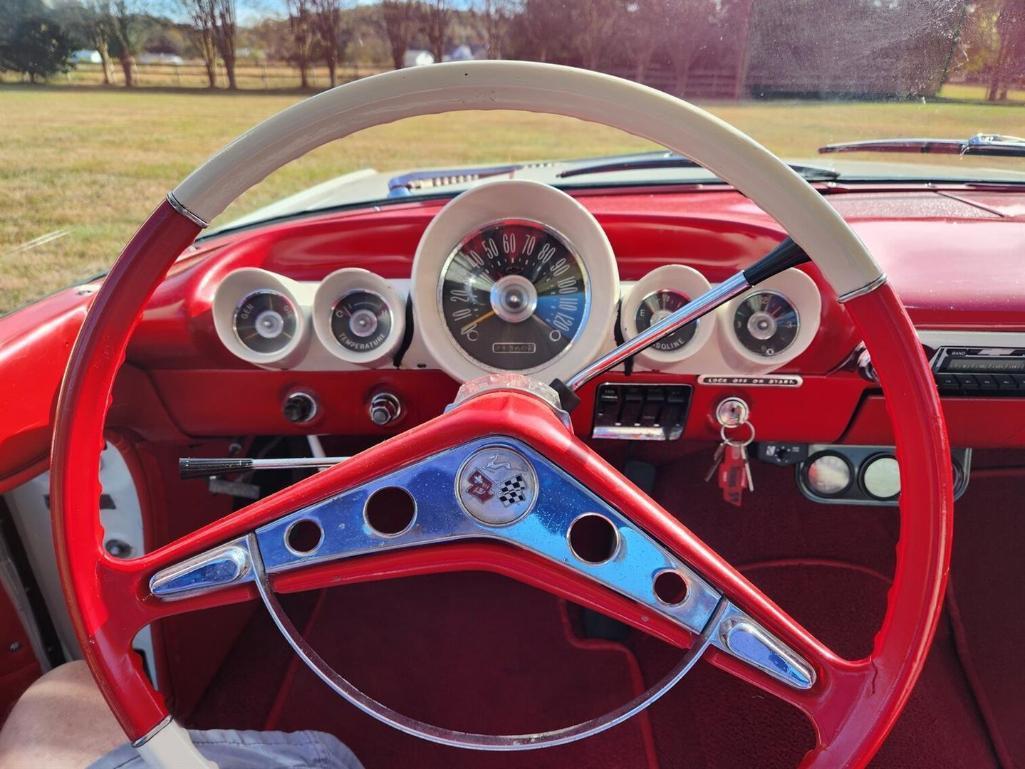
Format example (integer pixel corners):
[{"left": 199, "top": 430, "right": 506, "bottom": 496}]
[{"left": 463, "top": 310, "right": 495, "bottom": 333}]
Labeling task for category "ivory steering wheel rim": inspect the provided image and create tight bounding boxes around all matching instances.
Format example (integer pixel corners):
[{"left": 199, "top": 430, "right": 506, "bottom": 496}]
[{"left": 50, "top": 61, "right": 952, "bottom": 769}]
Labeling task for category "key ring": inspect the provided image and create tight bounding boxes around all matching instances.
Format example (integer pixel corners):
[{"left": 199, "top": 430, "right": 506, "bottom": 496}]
[{"left": 720, "top": 422, "right": 755, "bottom": 447}]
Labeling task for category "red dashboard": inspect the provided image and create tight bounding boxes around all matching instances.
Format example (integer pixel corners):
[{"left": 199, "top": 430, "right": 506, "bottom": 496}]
[{"left": 2, "top": 183, "right": 1024, "bottom": 491}]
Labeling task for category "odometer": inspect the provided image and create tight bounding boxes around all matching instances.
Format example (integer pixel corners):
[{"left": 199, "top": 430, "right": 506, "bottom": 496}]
[{"left": 439, "top": 220, "right": 588, "bottom": 371}]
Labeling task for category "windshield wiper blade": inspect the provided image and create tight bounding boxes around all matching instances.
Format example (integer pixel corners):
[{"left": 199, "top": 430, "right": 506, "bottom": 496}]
[
  {"left": 557, "top": 152, "right": 840, "bottom": 181},
  {"left": 819, "top": 133, "right": 1025, "bottom": 158}
]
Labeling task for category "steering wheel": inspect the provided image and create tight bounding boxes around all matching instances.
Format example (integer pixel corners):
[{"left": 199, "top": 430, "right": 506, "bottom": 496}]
[{"left": 50, "top": 62, "right": 952, "bottom": 769}]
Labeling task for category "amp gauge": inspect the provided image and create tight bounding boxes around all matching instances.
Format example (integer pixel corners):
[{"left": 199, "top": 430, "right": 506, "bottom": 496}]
[
  {"left": 331, "top": 290, "right": 393, "bottom": 354},
  {"left": 233, "top": 290, "right": 299, "bottom": 355},
  {"left": 314, "top": 268, "right": 405, "bottom": 366},
  {"left": 732, "top": 291, "right": 799, "bottom": 358},
  {"left": 213, "top": 269, "right": 308, "bottom": 367}
]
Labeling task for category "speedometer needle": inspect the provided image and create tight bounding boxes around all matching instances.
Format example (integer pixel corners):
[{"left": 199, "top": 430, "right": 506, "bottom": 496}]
[{"left": 463, "top": 310, "right": 495, "bottom": 333}]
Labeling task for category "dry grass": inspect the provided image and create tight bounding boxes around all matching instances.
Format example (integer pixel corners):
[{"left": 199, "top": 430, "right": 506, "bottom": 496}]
[{"left": 2, "top": 85, "right": 1024, "bottom": 313}]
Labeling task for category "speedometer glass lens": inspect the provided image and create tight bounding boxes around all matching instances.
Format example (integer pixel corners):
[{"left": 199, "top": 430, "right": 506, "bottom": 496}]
[
  {"left": 439, "top": 220, "right": 588, "bottom": 371},
  {"left": 233, "top": 290, "right": 298, "bottom": 354},
  {"left": 331, "top": 290, "right": 392, "bottom": 353},
  {"left": 635, "top": 290, "right": 696, "bottom": 352},
  {"left": 733, "top": 291, "right": 799, "bottom": 357}
]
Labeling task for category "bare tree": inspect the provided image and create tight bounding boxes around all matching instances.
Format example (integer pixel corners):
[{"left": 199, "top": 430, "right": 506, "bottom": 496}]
[
  {"left": 108, "top": 0, "right": 146, "bottom": 87},
  {"left": 179, "top": 0, "right": 217, "bottom": 87},
  {"left": 574, "top": 0, "right": 625, "bottom": 70},
  {"left": 212, "top": 0, "right": 237, "bottom": 90},
  {"left": 422, "top": 0, "right": 450, "bottom": 63},
  {"left": 288, "top": 0, "right": 314, "bottom": 88},
  {"left": 65, "top": 2, "right": 116, "bottom": 85},
  {"left": 379, "top": 0, "right": 418, "bottom": 69},
  {"left": 988, "top": 0, "right": 1025, "bottom": 100},
  {"left": 312, "top": 0, "right": 352, "bottom": 87},
  {"left": 477, "top": 0, "right": 516, "bottom": 59}
]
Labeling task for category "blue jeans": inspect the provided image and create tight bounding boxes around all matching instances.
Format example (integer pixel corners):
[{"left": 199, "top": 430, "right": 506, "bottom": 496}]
[{"left": 88, "top": 729, "right": 364, "bottom": 769}]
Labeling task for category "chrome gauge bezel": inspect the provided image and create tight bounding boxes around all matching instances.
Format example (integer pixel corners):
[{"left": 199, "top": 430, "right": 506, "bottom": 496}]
[{"left": 435, "top": 216, "right": 592, "bottom": 376}]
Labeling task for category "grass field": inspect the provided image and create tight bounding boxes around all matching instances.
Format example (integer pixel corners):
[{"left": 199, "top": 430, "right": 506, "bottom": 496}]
[{"left": 2, "top": 84, "right": 1024, "bottom": 313}]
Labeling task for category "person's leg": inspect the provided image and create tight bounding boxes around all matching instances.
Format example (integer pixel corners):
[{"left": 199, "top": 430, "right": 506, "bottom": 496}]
[{"left": 0, "top": 661, "right": 126, "bottom": 769}]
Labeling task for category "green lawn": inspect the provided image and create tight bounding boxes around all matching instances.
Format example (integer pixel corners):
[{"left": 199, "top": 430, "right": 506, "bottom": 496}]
[{"left": 2, "top": 85, "right": 1024, "bottom": 313}]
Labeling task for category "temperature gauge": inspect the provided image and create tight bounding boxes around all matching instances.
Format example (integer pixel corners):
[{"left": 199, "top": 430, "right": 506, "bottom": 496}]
[{"left": 331, "top": 290, "right": 393, "bottom": 353}]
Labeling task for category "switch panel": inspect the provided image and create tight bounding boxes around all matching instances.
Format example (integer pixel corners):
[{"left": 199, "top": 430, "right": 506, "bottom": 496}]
[{"left": 592, "top": 384, "right": 691, "bottom": 441}]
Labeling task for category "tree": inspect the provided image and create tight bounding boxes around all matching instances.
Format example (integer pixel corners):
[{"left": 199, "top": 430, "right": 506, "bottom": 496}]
[
  {"left": 0, "top": 16, "right": 74, "bottom": 82},
  {"left": 422, "top": 0, "right": 450, "bottom": 63},
  {"left": 211, "top": 0, "right": 237, "bottom": 90},
  {"left": 54, "top": 1, "right": 116, "bottom": 85},
  {"left": 108, "top": 0, "right": 148, "bottom": 86},
  {"left": 311, "top": 0, "right": 352, "bottom": 87},
  {"left": 475, "top": 0, "right": 515, "bottom": 59},
  {"left": 379, "top": 0, "right": 418, "bottom": 69},
  {"left": 288, "top": 0, "right": 314, "bottom": 87},
  {"left": 987, "top": 0, "right": 1025, "bottom": 101},
  {"left": 573, "top": 0, "right": 625, "bottom": 70},
  {"left": 179, "top": 0, "right": 218, "bottom": 87}
]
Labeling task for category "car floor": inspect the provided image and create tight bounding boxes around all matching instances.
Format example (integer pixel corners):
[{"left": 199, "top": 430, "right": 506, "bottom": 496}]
[{"left": 183, "top": 452, "right": 1022, "bottom": 769}]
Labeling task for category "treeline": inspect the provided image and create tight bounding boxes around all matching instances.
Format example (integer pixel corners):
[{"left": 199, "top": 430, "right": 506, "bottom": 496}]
[{"left": 1, "top": 0, "right": 1024, "bottom": 101}]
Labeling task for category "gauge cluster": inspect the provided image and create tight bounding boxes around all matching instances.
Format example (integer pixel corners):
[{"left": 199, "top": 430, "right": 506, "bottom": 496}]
[
  {"left": 212, "top": 267, "right": 405, "bottom": 370},
  {"left": 211, "top": 181, "right": 823, "bottom": 379},
  {"left": 618, "top": 265, "right": 821, "bottom": 376}
]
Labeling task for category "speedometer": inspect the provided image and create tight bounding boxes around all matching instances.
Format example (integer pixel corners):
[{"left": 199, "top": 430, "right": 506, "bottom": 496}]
[{"left": 438, "top": 220, "right": 589, "bottom": 372}]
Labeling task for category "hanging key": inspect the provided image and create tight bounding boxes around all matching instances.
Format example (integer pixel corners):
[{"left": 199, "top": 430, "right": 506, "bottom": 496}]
[
  {"left": 709, "top": 397, "right": 756, "bottom": 506},
  {"left": 704, "top": 441, "right": 727, "bottom": 482}
]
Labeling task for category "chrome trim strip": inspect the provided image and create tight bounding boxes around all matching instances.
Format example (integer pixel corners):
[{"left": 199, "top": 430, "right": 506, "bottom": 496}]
[
  {"left": 713, "top": 605, "right": 815, "bottom": 690},
  {"left": 565, "top": 271, "right": 751, "bottom": 392},
  {"left": 150, "top": 540, "right": 252, "bottom": 599},
  {"left": 917, "top": 329, "right": 1025, "bottom": 349},
  {"left": 166, "top": 191, "right": 209, "bottom": 229},
  {"left": 131, "top": 714, "right": 173, "bottom": 749},
  {"left": 251, "top": 528, "right": 729, "bottom": 751},
  {"left": 836, "top": 272, "right": 887, "bottom": 303}
]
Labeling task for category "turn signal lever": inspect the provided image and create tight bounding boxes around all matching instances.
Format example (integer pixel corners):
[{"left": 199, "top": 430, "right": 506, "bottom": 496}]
[{"left": 179, "top": 456, "right": 347, "bottom": 479}]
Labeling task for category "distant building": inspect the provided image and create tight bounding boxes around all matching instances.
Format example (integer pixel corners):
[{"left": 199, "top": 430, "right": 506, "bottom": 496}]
[
  {"left": 138, "top": 53, "right": 185, "bottom": 66},
  {"left": 403, "top": 50, "right": 435, "bottom": 68},
  {"left": 71, "top": 50, "right": 101, "bottom": 64}
]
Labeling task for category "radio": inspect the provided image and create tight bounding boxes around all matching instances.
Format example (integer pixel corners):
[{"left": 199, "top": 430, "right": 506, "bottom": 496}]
[{"left": 931, "top": 347, "right": 1025, "bottom": 395}]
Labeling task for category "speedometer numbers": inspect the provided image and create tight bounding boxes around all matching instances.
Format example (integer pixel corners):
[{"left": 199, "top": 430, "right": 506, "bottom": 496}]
[{"left": 440, "top": 221, "right": 588, "bottom": 371}]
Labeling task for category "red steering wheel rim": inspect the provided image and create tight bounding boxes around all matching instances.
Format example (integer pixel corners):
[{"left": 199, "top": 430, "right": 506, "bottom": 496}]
[{"left": 50, "top": 72, "right": 952, "bottom": 769}]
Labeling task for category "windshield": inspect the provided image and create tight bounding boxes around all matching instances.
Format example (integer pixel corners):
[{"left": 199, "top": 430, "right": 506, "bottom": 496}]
[{"left": 2, "top": 0, "right": 1024, "bottom": 313}]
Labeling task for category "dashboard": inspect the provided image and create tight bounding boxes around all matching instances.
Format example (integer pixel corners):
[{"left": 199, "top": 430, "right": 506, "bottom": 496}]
[
  {"left": 2, "top": 180, "right": 1025, "bottom": 498},
  {"left": 208, "top": 180, "right": 822, "bottom": 384}
]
